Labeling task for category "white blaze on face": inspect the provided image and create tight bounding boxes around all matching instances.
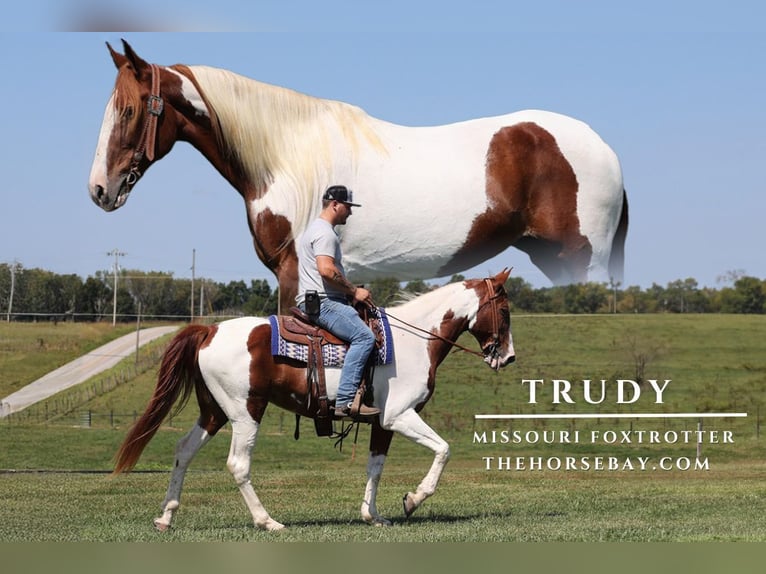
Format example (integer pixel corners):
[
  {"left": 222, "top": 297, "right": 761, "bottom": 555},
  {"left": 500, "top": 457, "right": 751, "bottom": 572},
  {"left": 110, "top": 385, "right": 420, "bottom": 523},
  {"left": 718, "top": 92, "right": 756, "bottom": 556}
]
[{"left": 88, "top": 93, "right": 117, "bottom": 197}]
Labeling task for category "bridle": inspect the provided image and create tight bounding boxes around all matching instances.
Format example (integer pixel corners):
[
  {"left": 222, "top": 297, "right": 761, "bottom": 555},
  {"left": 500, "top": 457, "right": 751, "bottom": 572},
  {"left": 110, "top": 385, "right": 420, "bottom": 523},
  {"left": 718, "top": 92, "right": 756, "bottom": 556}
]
[
  {"left": 384, "top": 278, "right": 506, "bottom": 362},
  {"left": 126, "top": 64, "right": 164, "bottom": 187},
  {"left": 479, "top": 278, "right": 503, "bottom": 362}
]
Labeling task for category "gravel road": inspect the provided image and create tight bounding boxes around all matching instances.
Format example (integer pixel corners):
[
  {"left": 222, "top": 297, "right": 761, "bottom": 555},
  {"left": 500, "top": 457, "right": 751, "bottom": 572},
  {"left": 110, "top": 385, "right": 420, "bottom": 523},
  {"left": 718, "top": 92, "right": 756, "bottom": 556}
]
[{"left": 0, "top": 325, "right": 180, "bottom": 417}]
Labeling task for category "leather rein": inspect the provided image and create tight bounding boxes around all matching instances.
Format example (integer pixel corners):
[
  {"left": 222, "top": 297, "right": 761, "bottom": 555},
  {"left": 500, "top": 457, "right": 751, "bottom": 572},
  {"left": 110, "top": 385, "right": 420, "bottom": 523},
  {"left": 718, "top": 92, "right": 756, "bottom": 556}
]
[
  {"left": 127, "top": 64, "right": 164, "bottom": 187},
  {"left": 384, "top": 279, "right": 504, "bottom": 361}
]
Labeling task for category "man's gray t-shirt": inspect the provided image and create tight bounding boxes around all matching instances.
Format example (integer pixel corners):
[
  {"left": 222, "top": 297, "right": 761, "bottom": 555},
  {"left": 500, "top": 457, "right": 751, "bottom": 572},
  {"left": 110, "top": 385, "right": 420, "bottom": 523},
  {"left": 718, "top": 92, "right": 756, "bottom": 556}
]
[{"left": 296, "top": 218, "right": 346, "bottom": 305}]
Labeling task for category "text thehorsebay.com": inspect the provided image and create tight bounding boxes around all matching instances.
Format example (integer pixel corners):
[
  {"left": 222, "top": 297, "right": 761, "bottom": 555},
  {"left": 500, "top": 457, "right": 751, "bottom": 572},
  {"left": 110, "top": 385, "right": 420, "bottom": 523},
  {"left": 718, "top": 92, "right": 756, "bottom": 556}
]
[{"left": 473, "top": 379, "right": 746, "bottom": 472}]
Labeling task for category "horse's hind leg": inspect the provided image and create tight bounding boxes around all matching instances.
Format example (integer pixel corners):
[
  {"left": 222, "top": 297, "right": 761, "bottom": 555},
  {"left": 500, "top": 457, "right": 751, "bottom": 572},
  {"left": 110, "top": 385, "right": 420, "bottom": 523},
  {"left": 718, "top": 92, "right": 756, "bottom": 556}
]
[
  {"left": 227, "top": 419, "right": 284, "bottom": 531},
  {"left": 154, "top": 422, "right": 214, "bottom": 531},
  {"left": 388, "top": 409, "right": 450, "bottom": 518}
]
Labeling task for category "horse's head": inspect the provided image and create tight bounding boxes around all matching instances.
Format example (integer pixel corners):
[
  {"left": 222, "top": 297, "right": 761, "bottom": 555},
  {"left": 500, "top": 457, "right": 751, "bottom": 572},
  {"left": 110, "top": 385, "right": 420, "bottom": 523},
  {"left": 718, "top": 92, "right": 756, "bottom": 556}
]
[
  {"left": 466, "top": 268, "right": 516, "bottom": 370},
  {"left": 88, "top": 40, "right": 179, "bottom": 212}
]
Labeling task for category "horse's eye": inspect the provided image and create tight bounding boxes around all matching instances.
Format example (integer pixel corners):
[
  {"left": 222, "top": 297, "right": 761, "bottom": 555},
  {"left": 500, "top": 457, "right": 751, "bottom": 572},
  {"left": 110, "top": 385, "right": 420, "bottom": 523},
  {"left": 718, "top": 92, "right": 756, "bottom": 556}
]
[{"left": 123, "top": 106, "right": 134, "bottom": 120}]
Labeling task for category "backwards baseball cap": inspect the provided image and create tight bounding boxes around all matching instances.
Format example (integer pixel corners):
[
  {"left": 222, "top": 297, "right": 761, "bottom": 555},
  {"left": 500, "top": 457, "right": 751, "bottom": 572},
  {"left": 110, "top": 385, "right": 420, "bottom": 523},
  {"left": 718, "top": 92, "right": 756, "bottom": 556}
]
[{"left": 323, "top": 185, "right": 361, "bottom": 207}]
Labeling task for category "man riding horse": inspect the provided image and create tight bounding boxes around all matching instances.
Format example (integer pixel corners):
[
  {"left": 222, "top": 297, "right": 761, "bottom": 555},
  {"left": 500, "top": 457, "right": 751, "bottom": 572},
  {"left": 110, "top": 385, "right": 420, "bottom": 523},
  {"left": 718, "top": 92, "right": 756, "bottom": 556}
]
[{"left": 296, "top": 185, "right": 380, "bottom": 420}]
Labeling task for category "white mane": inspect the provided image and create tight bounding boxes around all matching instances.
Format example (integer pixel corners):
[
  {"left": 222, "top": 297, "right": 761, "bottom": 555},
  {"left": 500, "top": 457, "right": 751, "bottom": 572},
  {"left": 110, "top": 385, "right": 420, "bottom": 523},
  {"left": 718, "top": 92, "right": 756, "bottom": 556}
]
[
  {"left": 389, "top": 281, "right": 477, "bottom": 328},
  {"left": 188, "top": 65, "right": 386, "bottom": 233}
]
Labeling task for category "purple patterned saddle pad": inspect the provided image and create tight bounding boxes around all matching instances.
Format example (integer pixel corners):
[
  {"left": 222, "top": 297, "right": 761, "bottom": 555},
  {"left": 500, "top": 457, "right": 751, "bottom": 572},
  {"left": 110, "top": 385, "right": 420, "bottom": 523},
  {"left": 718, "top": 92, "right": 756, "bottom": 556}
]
[{"left": 268, "top": 307, "right": 394, "bottom": 367}]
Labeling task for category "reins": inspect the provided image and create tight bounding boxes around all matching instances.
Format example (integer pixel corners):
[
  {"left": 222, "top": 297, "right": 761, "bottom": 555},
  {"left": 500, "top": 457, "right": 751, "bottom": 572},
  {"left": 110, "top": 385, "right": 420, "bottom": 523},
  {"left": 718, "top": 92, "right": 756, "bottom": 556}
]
[
  {"left": 383, "top": 278, "right": 505, "bottom": 360},
  {"left": 384, "top": 310, "right": 485, "bottom": 358}
]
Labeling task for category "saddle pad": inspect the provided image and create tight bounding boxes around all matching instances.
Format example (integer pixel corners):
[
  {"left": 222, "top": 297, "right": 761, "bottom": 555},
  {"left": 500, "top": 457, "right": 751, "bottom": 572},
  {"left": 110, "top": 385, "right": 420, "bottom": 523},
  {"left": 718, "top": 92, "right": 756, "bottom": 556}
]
[{"left": 268, "top": 307, "right": 394, "bottom": 367}]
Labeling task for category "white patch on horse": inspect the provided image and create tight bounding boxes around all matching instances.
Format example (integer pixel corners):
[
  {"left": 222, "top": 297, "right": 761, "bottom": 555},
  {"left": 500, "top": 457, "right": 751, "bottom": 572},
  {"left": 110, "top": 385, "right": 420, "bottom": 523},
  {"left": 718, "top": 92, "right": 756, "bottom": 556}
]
[
  {"left": 168, "top": 68, "right": 209, "bottom": 119},
  {"left": 88, "top": 93, "right": 117, "bottom": 194}
]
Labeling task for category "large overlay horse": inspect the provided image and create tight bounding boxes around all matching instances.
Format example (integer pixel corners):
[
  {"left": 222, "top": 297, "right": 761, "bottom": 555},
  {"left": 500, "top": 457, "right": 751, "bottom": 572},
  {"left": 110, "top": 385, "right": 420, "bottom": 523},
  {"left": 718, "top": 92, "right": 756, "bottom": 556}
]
[
  {"left": 112, "top": 270, "right": 515, "bottom": 530},
  {"left": 88, "top": 40, "right": 628, "bottom": 311}
]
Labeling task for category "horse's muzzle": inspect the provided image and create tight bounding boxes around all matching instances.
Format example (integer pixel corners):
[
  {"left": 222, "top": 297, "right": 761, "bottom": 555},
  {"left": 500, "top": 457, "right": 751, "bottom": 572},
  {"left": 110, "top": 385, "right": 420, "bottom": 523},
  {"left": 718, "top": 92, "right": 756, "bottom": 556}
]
[
  {"left": 484, "top": 351, "right": 515, "bottom": 370},
  {"left": 89, "top": 178, "right": 131, "bottom": 212}
]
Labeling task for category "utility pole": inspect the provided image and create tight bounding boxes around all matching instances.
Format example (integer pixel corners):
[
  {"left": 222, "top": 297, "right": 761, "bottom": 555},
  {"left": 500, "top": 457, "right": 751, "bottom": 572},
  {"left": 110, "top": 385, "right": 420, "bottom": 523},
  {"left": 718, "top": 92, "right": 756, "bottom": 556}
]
[
  {"left": 6, "top": 261, "right": 19, "bottom": 322},
  {"left": 190, "top": 248, "right": 196, "bottom": 323},
  {"left": 107, "top": 249, "right": 125, "bottom": 326}
]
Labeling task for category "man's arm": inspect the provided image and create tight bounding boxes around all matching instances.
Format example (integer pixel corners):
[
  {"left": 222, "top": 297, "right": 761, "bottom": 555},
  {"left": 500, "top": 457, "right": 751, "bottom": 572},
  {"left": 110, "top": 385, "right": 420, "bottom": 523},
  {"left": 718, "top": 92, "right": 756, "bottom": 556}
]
[{"left": 316, "top": 255, "right": 373, "bottom": 305}]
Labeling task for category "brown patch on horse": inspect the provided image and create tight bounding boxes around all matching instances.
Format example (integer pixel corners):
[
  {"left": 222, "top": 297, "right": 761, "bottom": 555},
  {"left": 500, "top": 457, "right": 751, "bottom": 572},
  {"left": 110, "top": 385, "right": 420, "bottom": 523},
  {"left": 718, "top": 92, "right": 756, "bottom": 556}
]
[
  {"left": 245, "top": 207, "right": 299, "bottom": 312},
  {"left": 370, "top": 419, "right": 395, "bottom": 456},
  {"left": 440, "top": 122, "right": 591, "bottom": 282},
  {"left": 416, "top": 308, "right": 469, "bottom": 412},
  {"left": 244, "top": 324, "right": 319, "bottom": 423}
]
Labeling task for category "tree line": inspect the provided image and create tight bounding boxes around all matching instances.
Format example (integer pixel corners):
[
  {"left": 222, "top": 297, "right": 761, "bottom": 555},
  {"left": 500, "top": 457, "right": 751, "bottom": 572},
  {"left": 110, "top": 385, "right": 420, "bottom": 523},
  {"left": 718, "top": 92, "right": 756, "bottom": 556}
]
[{"left": 0, "top": 263, "right": 764, "bottom": 322}]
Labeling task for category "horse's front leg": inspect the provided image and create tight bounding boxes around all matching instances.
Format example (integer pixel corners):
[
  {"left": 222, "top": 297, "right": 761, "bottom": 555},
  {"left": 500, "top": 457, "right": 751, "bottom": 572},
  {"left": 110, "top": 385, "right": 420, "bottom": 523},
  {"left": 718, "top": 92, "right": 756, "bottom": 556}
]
[
  {"left": 388, "top": 409, "right": 451, "bottom": 518},
  {"left": 154, "top": 423, "right": 213, "bottom": 531},
  {"left": 361, "top": 421, "right": 394, "bottom": 526}
]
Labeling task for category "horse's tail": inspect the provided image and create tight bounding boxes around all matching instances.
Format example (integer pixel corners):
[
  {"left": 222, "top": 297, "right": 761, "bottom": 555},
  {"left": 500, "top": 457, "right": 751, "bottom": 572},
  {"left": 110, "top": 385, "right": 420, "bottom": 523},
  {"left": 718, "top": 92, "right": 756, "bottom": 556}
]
[
  {"left": 608, "top": 188, "right": 629, "bottom": 283},
  {"left": 112, "top": 324, "right": 215, "bottom": 475}
]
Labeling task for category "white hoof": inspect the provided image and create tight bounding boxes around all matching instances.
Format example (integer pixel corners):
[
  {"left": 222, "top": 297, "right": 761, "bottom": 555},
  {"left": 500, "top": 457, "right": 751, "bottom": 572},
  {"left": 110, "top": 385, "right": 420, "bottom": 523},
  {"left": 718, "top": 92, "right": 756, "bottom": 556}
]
[
  {"left": 258, "top": 518, "right": 285, "bottom": 531},
  {"left": 153, "top": 519, "right": 171, "bottom": 532},
  {"left": 371, "top": 516, "right": 392, "bottom": 527}
]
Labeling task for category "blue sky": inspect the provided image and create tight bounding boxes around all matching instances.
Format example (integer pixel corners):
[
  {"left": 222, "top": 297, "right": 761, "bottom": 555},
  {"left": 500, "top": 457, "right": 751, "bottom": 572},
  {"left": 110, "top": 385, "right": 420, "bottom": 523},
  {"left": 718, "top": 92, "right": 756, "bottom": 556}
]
[{"left": 1, "top": 1, "right": 764, "bottom": 289}]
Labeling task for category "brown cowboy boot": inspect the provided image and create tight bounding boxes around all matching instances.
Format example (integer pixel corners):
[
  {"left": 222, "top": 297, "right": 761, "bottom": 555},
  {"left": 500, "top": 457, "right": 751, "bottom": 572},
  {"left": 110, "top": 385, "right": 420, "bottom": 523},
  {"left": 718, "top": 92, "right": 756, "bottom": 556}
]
[{"left": 335, "top": 388, "right": 380, "bottom": 419}]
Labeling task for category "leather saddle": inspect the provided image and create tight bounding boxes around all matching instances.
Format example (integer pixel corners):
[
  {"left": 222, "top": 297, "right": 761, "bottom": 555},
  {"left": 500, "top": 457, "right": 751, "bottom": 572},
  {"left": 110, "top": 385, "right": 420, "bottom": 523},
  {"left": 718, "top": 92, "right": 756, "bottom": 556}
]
[
  {"left": 277, "top": 308, "right": 345, "bottom": 346},
  {"left": 280, "top": 306, "right": 378, "bottom": 438}
]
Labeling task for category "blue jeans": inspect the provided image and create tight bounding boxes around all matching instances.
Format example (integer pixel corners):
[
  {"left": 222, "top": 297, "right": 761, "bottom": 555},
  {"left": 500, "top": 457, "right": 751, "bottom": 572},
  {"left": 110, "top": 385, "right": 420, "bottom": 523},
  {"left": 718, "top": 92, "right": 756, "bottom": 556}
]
[{"left": 310, "top": 298, "right": 376, "bottom": 407}]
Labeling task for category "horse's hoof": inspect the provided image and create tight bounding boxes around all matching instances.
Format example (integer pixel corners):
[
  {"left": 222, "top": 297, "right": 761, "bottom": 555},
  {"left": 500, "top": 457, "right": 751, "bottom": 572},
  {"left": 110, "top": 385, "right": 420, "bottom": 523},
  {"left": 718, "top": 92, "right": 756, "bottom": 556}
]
[
  {"left": 402, "top": 492, "right": 417, "bottom": 518},
  {"left": 373, "top": 517, "right": 393, "bottom": 527},
  {"left": 153, "top": 519, "right": 170, "bottom": 532},
  {"left": 259, "top": 518, "right": 285, "bottom": 531}
]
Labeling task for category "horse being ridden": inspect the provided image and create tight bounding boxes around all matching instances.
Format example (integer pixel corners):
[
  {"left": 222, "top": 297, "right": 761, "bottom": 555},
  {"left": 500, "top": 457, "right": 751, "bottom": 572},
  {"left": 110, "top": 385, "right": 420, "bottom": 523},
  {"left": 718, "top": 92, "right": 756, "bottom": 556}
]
[
  {"left": 88, "top": 40, "right": 628, "bottom": 311},
  {"left": 112, "top": 270, "right": 515, "bottom": 530}
]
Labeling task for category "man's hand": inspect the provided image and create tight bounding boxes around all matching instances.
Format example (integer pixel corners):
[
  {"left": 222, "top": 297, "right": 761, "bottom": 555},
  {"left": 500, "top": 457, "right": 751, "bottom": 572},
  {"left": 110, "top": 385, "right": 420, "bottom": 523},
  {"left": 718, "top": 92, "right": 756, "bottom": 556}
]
[{"left": 353, "top": 286, "right": 374, "bottom": 307}]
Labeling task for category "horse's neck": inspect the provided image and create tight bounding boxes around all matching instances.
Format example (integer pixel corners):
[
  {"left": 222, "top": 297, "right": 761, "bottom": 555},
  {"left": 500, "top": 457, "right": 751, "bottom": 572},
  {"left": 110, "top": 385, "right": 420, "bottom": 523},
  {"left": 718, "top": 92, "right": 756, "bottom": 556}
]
[
  {"left": 185, "top": 65, "right": 383, "bottom": 234},
  {"left": 391, "top": 285, "right": 473, "bottom": 346}
]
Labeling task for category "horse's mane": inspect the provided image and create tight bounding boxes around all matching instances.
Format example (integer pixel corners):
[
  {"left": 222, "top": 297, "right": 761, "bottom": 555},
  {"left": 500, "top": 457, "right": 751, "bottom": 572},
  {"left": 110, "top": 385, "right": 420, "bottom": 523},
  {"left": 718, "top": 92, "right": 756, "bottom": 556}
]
[
  {"left": 187, "top": 65, "right": 386, "bottom": 234},
  {"left": 389, "top": 281, "right": 476, "bottom": 324}
]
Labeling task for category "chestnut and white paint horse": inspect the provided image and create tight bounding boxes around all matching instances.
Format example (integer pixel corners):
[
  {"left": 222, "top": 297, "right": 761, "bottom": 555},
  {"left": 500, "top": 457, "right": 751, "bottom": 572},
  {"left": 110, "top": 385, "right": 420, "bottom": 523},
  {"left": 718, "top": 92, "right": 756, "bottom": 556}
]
[
  {"left": 113, "top": 270, "right": 515, "bottom": 530},
  {"left": 88, "top": 40, "right": 628, "bottom": 311}
]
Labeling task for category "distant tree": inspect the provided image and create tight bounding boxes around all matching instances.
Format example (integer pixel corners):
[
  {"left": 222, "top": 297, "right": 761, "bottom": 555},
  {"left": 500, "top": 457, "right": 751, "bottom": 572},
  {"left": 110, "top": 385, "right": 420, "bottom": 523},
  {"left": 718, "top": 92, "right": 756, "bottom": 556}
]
[
  {"left": 403, "top": 279, "right": 431, "bottom": 296},
  {"left": 721, "top": 276, "right": 766, "bottom": 314},
  {"left": 562, "top": 283, "right": 609, "bottom": 313},
  {"left": 78, "top": 276, "right": 111, "bottom": 320},
  {"left": 243, "top": 279, "right": 278, "bottom": 316},
  {"left": 367, "top": 277, "right": 402, "bottom": 307}
]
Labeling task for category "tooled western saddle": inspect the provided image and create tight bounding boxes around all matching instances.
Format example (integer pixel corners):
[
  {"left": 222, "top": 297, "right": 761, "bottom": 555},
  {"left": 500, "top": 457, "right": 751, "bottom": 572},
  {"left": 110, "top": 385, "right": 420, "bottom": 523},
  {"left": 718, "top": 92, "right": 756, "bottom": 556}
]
[{"left": 276, "top": 305, "right": 380, "bottom": 437}]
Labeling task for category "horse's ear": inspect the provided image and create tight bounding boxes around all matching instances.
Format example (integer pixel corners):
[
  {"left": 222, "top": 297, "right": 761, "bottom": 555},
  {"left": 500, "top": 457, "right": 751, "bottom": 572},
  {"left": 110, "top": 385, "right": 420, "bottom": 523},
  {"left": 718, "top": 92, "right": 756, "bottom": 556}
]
[
  {"left": 120, "top": 39, "right": 150, "bottom": 78},
  {"left": 494, "top": 267, "right": 512, "bottom": 287},
  {"left": 106, "top": 41, "right": 127, "bottom": 69}
]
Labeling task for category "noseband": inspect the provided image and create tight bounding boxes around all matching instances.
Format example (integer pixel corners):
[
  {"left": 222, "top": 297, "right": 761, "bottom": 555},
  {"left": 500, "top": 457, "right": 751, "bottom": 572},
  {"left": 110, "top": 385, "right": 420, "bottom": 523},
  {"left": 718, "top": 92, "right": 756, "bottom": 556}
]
[{"left": 127, "top": 64, "right": 164, "bottom": 186}]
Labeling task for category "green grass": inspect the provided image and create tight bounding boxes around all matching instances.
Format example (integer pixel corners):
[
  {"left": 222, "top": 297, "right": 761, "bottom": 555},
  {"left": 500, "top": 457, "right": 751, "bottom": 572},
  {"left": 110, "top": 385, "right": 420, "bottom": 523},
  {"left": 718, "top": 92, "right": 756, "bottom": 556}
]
[
  {"left": 0, "top": 314, "right": 765, "bottom": 541},
  {"left": 0, "top": 321, "right": 137, "bottom": 397}
]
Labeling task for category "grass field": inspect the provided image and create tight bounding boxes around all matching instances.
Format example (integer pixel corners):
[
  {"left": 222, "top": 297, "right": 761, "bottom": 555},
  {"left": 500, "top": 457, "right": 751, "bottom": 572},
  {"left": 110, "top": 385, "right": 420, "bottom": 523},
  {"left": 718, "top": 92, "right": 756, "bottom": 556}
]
[{"left": 1, "top": 314, "right": 765, "bottom": 541}]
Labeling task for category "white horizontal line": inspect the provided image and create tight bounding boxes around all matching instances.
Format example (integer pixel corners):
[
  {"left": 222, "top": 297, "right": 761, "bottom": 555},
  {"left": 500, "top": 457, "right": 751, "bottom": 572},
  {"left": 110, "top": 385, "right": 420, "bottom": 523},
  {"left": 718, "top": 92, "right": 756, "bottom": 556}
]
[{"left": 474, "top": 413, "right": 748, "bottom": 420}]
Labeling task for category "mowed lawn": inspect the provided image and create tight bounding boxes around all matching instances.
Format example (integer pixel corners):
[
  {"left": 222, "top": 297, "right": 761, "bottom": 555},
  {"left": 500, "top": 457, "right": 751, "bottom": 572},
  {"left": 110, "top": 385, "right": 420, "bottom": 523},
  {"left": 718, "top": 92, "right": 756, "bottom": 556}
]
[{"left": 0, "top": 314, "right": 764, "bottom": 541}]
